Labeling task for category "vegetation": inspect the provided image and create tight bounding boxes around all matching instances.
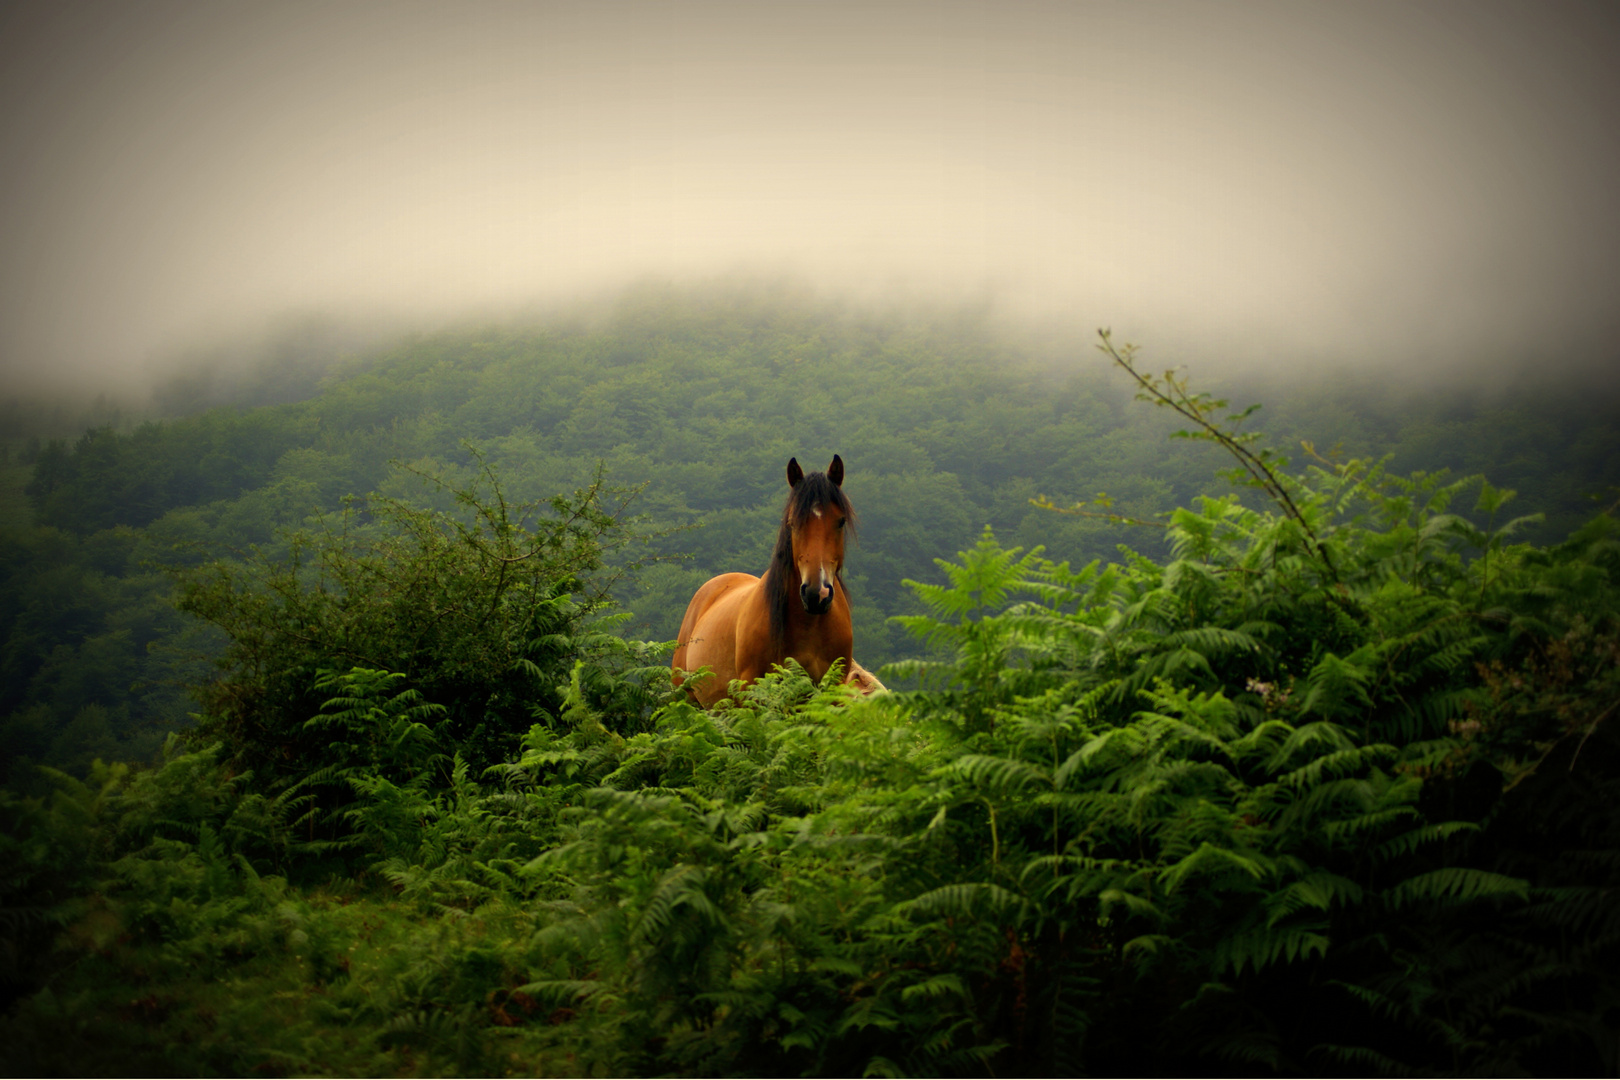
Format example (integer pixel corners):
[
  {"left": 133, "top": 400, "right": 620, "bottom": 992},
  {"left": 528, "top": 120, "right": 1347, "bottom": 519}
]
[
  {"left": 1, "top": 290, "right": 1617, "bottom": 1074},
  {"left": 4, "top": 286, "right": 1617, "bottom": 785}
]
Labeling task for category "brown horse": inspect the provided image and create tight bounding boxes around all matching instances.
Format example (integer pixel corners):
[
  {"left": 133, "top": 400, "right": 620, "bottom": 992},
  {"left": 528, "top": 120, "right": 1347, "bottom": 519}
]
[{"left": 673, "top": 455, "right": 859, "bottom": 706}]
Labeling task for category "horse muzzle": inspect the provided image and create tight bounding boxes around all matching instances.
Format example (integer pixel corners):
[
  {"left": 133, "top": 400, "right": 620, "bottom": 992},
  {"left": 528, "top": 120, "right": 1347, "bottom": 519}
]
[{"left": 800, "top": 580, "right": 834, "bottom": 615}]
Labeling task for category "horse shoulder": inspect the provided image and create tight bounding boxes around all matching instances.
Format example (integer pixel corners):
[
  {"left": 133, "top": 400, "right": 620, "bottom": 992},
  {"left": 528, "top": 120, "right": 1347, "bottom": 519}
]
[{"left": 674, "top": 573, "right": 760, "bottom": 703}]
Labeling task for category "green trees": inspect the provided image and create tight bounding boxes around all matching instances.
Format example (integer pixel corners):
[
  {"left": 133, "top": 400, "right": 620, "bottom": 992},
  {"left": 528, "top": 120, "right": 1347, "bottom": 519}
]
[
  {"left": 24, "top": 412, "right": 311, "bottom": 535},
  {"left": 9, "top": 285, "right": 1618, "bottom": 760},
  {"left": 176, "top": 457, "right": 662, "bottom": 788}
]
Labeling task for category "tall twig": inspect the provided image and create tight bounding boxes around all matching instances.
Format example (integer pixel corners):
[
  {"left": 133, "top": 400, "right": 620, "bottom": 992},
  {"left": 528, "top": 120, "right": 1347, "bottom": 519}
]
[{"left": 1096, "top": 329, "right": 1339, "bottom": 583}]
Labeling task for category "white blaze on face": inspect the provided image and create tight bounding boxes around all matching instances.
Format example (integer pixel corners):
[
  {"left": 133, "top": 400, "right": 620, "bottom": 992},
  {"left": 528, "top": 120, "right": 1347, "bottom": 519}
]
[
  {"left": 795, "top": 505, "right": 841, "bottom": 607},
  {"left": 799, "top": 560, "right": 831, "bottom": 602},
  {"left": 797, "top": 545, "right": 834, "bottom": 606}
]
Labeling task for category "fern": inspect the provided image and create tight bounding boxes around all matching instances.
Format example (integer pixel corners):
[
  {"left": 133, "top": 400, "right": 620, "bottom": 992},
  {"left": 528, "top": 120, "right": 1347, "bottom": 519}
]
[{"left": 1383, "top": 868, "right": 1528, "bottom": 910}]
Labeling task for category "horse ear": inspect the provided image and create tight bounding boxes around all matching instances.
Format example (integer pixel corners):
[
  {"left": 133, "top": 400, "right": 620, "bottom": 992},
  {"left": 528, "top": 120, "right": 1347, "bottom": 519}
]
[
  {"left": 828, "top": 454, "right": 844, "bottom": 487},
  {"left": 787, "top": 458, "right": 804, "bottom": 487}
]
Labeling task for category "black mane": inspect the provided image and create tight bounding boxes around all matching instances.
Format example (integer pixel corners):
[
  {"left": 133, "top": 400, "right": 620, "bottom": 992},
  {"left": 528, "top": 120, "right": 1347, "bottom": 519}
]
[{"left": 762, "top": 469, "right": 856, "bottom": 656}]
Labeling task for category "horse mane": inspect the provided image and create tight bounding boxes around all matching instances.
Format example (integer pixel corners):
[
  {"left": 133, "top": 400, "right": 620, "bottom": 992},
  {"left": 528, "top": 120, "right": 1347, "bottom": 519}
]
[{"left": 762, "top": 469, "right": 856, "bottom": 657}]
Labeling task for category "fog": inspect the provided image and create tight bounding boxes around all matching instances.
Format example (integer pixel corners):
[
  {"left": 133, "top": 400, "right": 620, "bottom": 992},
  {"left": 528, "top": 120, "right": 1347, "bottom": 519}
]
[{"left": 2, "top": 0, "right": 1617, "bottom": 398}]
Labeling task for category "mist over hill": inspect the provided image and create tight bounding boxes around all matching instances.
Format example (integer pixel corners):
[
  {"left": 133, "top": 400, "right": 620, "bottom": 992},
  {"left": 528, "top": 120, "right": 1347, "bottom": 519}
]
[{"left": 5, "top": 2, "right": 1619, "bottom": 409}]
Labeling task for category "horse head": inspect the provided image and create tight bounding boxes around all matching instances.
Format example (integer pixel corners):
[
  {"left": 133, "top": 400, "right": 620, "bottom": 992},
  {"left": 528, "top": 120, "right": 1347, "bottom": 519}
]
[{"left": 784, "top": 454, "right": 852, "bottom": 616}]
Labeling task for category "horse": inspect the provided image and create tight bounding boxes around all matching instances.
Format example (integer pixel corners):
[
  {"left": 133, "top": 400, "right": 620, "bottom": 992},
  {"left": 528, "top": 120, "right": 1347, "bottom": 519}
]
[{"left": 673, "top": 455, "right": 863, "bottom": 706}]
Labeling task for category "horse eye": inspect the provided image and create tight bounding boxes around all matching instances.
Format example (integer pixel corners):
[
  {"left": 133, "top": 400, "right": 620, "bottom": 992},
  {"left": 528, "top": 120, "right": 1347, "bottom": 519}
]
[{"left": 836, "top": 518, "right": 846, "bottom": 530}]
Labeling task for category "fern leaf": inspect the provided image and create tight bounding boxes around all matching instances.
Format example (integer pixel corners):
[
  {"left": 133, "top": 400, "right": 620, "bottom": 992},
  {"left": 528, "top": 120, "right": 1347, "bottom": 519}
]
[
  {"left": 1372, "top": 821, "right": 1479, "bottom": 861},
  {"left": 902, "top": 882, "right": 1031, "bottom": 922},
  {"left": 1160, "top": 841, "right": 1268, "bottom": 893},
  {"left": 1384, "top": 868, "right": 1528, "bottom": 910},
  {"left": 1214, "top": 926, "right": 1330, "bottom": 976},
  {"left": 943, "top": 754, "right": 1052, "bottom": 793},
  {"left": 898, "top": 973, "right": 969, "bottom": 1003},
  {"left": 1267, "top": 721, "right": 1356, "bottom": 772},
  {"left": 1266, "top": 870, "right": 1365, "bottom": 924}
]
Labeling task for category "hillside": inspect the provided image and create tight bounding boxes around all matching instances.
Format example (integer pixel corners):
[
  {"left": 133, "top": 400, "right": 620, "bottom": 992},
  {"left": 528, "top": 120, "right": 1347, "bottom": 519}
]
[
  {"left": 2, "top": 287, "right": 1618, "bottom": 1074},
  {"left": 4, "top": 286, "right": 1618, "bottom": 780}
]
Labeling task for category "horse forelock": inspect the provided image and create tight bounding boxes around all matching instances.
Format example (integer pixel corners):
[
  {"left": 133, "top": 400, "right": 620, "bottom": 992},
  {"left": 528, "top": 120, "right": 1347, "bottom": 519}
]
[
  {"left": 764, "top": 470, "right": 855, "bottom": 654},
  {"left": 786, "top": 471, "right": 855, "bottom": 537}
]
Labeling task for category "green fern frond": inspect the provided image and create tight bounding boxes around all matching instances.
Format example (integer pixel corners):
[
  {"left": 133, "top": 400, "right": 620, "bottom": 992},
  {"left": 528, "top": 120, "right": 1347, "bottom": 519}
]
[
  {"left": 901, "top": 882, "right": 1031, "bottom": 922},
  {"left": 1383, "top": 867, "right": 1528, "bottom": 909},
  {"left": 898, "top": 973, "right": 970, "bottom": 1003},
  {"left": 1213, "top": 925, "right": 1329, "bottom": 975},
  {"left": 1160, "top": 842, "right": 1268, "bottom": 893},
  {"left": 1301, "top": 652, "right": 1374, "bottom": 721},
  {"left": 1158, "top": 626, "right": 1270, "bottom": 660},
  {"left": 1099, "top": 888, "right": 1164, "bottom": 922},
  {"left": 1313, "top": 1041, "right": 1422, "bottom": 1077},
  {"left": 942, "top": 754, "right": 1052, "bottom": 793},
  {"left": 1371, "top": 820, "right": 1479, "bottom": 861},
  {"left": 1265, "top": 870, "right": 1365, "bottom": 924},
  {"left": 514, "top": 978, "right": 601, "bottom": 1007},
  {"left": 1229, "top": 719, "right": 1295, "bottom": 763},
  {"left": 1320, "top": 805, "right": 1419, "bottom": 844},
  {"left": 1266, "top": 721, "right": 1357, "bottom": 772},
  {"left": 1277, "top": 745, "right": 1386, "bottom": 790}
]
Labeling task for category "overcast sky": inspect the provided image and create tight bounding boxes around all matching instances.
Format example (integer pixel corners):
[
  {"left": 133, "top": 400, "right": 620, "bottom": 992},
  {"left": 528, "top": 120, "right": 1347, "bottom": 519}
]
[{"left": 2, "top": 0, "right": 1617, "bottom": 393}]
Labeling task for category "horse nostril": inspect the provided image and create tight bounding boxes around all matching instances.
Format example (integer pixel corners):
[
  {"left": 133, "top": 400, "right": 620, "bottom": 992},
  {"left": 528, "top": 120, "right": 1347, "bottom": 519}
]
[{"left": 801, "top": 582, "right": 832, "bottom": 613}]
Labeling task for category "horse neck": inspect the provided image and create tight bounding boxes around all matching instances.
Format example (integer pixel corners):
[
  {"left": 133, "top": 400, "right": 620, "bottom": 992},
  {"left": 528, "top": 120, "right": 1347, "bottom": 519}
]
[{"left": 772, "top": 570, "right": 849, "bottom": 675}]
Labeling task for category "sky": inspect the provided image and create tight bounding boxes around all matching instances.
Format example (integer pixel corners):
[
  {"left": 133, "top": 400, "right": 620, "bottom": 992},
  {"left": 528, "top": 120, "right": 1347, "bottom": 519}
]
[{"left": 1, "top": 0, "right": 1617, "bottom": 395}]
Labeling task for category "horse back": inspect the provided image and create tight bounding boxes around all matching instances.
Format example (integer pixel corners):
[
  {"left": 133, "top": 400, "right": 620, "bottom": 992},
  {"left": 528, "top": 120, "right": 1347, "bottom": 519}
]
[{"left": 672, "top": 572, "right": 761, "bottom": 704}]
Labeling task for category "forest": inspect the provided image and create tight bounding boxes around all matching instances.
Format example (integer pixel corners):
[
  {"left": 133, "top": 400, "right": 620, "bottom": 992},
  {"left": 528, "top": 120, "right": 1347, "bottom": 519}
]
[{"left": 1, "top": 284, "right": 1617, "bottom": 1075}]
